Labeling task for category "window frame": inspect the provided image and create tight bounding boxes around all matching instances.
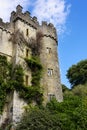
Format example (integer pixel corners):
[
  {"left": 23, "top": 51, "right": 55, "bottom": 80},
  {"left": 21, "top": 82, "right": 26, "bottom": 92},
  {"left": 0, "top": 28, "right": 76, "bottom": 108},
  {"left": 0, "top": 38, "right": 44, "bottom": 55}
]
[
  {"left": 47, "top": 68, "right": 53, "bottom": 76},
  {"left": 46, "top": 47, "right": 51, "bottom": 54}
]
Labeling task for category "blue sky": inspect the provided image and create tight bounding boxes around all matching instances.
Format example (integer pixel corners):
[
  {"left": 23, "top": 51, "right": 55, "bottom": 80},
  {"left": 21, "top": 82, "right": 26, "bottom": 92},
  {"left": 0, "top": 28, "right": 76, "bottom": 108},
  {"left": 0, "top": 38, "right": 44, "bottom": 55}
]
[
  {"left": 59, "top": 0, "right": 87, "bottom": 88},
  {"left": 0, "top": 0, "right": 87, "bottom": 88}
]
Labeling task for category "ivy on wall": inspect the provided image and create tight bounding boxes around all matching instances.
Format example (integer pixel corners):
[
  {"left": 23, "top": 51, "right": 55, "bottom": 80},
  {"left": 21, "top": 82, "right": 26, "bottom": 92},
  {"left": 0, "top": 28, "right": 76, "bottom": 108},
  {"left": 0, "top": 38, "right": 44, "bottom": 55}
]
[
  {"left": 0, "top": 55, "right": 12, "bottom": 114},
  {"left": 25, "top": 56, "right": 43, "bottom": 104},
  {"left": 14, "top": 57, "right": 43, "bottom": 105},
  {"left": 0, "top": 56, "right": 43, "bottom": 113},
  {"left": 0, "top": 30, "right": 43, "bottom": 113}
]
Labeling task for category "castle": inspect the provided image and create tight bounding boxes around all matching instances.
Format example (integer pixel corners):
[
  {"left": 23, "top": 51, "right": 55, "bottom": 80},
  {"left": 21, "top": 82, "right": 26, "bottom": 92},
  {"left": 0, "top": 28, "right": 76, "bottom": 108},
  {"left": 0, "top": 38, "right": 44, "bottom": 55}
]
[{"left": 0, "top": 5, "right": 63, "bottom": 129}]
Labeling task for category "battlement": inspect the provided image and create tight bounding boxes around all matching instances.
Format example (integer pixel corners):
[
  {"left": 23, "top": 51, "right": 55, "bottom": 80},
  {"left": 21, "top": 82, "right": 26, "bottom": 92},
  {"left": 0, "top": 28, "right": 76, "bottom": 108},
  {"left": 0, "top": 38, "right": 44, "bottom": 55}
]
[
  {"left": 0, "top": 18, "right": 10, "bottom": 30},
  {"left": 41, "top": 21, "right": 57, "bottom": 43},
  {"left": 10, "top": 5, "right": 57, "bottom": 41},
  {"left": 0, "top": 26, "right": 12, "bottom": 35},
  {"left": 0, "top": 18, "right": 12, "bottom": 35},
  {"left": 10, "top": 5, "right": 39, "bottom": 29},
  {"left": 0, "top": 5, "right": 57, "bottom": 42}
]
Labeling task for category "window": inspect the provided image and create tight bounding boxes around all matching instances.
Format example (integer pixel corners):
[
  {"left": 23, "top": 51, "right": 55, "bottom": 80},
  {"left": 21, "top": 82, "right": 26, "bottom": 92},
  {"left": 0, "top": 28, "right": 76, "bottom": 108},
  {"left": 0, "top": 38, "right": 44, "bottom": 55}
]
[
  {"left": 25, "top": 75, "right": 29, "bottom": 86},
  {"left": 26, "top": 29, "right": 29, "bottom": 36},
  {"left": 47, "top": 47, "right": 51, "bottom": 54},
  {"left": 10, "top": 107, "right": 13, "bottom": 113},
  {"left": 48, "top": 93, "right": 55, "bottom": 101},
  {"left": 26, "top": 49, "right": 29, "bottom": 58},
  {"left": 47, "top": 68, "right": 53, "bottom": 76}
]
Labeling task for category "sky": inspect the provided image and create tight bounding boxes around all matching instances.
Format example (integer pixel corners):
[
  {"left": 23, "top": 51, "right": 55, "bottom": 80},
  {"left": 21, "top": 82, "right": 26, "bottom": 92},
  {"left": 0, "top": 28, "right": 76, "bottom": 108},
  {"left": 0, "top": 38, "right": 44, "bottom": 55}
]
[{"left": 0, "top": 0, "right": 87, "bottom": 88}]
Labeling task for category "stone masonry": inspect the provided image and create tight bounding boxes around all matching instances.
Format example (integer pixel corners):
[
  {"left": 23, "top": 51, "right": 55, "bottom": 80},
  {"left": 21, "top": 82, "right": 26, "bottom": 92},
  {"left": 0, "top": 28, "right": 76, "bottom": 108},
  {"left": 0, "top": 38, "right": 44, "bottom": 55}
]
[{"left": 0, "top": 5, "right": 63, "bottom": 128}]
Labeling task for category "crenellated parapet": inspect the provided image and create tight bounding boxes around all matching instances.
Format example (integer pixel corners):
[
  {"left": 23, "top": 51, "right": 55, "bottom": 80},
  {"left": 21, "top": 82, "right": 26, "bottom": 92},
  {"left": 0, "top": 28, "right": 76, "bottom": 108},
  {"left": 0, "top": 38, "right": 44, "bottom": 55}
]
[
  {"left": 0, "top": 21, "right": 12, "bottom": 35},
  {"left": 0, "top": 18, "right": 11, "bottom": 31},
  {"left": 10, "top": 5, "right": 39, "bottom": 29},
  {"left": 0, "top": 18, "right": 4, "bottom": 27},
  {"left": 0, "top": 26, "right": 12, "bottom": 35},
  {"left": 0, "top": 5, "right": 58, "bottom": 40},
  {"left": 40, "top": 21, "right": 58, "bottom": 43}
]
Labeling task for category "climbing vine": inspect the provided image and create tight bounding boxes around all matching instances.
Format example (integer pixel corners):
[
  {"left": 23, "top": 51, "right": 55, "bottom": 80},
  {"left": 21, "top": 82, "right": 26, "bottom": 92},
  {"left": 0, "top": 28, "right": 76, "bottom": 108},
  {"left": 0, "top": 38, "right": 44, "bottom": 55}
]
[
  {"left": 13, "top": 58, "right": 43, "bottom": 105},
  {"left": 0, "top": 55, "right": 43, "bottom": 114},
  {"left": 24, "top": 56, "right": 43, "bottom": 104},
  {"left": 24, "top": 31, "right": 43, "bottom": 104},
  {"left": 0, "top": 55, "right": 12, "bottom": 114},
  {"left": 0, "top": 30, "right": 43, "bottom": 113}
]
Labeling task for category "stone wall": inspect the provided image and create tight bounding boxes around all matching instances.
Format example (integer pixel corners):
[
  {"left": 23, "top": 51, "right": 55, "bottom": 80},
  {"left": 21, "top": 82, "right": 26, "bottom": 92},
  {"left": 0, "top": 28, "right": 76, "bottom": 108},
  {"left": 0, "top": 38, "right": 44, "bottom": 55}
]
[
  {"left": 0, "top": 5, "right": 63, "bottom": 128},
  {"left": 0, "top": 27, "right": 12, "bottom": 61},
  {"left": 40, "top": 28, "right": 63, "bottom": 103}
]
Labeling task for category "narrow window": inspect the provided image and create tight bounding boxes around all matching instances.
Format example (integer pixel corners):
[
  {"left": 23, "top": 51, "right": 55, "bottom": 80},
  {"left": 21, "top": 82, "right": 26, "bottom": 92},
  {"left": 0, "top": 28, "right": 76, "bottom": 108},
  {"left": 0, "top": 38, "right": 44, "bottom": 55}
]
[
  {"left": 48, "top": 93, "right": 55, "bottom": 101},
  {"left": 26, "top": 49, "right": 29, "bottom": 58},
  {"left": 47, "top": 47, "right": 51, "bottom": 54},
  {"left": 26, "top": 29, "right": 29, "bottom": 36},
  {"left": 25, "top": 75, "right": 29, "bottom": 86},
  {"left": 47, "top": 68, "right": 53, "bottom": 76},
  {"left": 10, "top": 107, "right": 13, "bottom": 113}
]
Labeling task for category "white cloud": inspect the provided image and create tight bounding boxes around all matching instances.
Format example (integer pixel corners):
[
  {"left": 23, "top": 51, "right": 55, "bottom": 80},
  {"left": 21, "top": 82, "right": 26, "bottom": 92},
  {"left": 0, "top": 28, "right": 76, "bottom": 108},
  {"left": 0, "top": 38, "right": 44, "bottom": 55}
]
[
  {"left": 32, "top": 0, "right": 71, "bottom": 35},
  {"left": 0, "top": 0, "right": 71, "bottom": 35},
  {"left": 0, "top": 0, "right": 30, "bottom": 22}
]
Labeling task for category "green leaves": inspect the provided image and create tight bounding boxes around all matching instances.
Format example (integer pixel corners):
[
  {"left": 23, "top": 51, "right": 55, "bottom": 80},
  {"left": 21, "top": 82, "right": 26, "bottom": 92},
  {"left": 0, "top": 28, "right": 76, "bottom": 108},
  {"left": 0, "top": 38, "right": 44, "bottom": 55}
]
[
  {"left": 0, "top": 54, "right": 43, "bottom": 114},
  {"left": 25, "top": 56, "right": 43, "bottom": 70},
  {"left": 15, "top": 82, "right": 87, "bottom": 130},
  {"left": 66, "top": 59, "right": 87, "bottom": 87},
  {"left": 16, "top": 107, "right": 61, "bottom": 130},
  {"left": 0, "top": 55, "right": 12, "bottom": 113},
  {"left": 25, "top": 56, "right": 43, "bottom": 105}
]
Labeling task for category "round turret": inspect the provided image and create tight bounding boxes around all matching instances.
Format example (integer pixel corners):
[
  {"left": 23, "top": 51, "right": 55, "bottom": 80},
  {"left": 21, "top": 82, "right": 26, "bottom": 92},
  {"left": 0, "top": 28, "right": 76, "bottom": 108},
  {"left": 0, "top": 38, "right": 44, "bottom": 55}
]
[{"left": 40, "top": 22, "right": 63, "bottom": 103}]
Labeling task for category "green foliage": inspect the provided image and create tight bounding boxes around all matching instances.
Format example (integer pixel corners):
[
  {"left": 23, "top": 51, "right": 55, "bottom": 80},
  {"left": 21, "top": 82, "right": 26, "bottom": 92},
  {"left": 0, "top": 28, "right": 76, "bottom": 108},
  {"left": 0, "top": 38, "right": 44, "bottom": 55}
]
[
  {"left": 15, "top": 57, "right": 87, "bottom": 130},
  {"left": 25, "top": 56, "right": 42, "bottom": 71},
  {"left": 62, "top": 84, "right": 69, "bottom": 93},
  {"left": 47, "top": 84, "right": 87, "bottom": 130},
  {"left": 16, "top": 106, "right": 61, "bottom": 130},
  {"left": 0, "top": 82, "right": 7, "bottom": 114},
  {"left": 15, "top": 82, "right": 87, "bottom": 130},
  {"left": 25, "top": 56, "right": 43, "bottom": 105},
  {"left": 72, "top": 84, "right": 87, "bottom": 97},
  {"left": 0, "top": 55, "right": 43, "bottom": 114},
  {"left": 0, "top": 55, "right": 12, "bottom": 114},
  {"left": 11, "top": 63, "right": 43, "bottom": 105},
  {"left": 66, "top": 59, "right": 87, "bottom": 87},
  {"left": 47, "top": 95, "right": 87, "bottom": 130}
]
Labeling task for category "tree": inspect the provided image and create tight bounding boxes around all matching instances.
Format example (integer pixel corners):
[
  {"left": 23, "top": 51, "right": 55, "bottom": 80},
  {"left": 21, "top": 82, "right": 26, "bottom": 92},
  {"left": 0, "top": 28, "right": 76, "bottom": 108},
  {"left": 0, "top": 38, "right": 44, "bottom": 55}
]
[
  {"left": 15, "top": 83, "right": 87, "bottom": 130},
  {"left": 16, "top": 106, "right": 61, "bottom": 130},
  {"left": 62, "top": 84, "right": 69, "bottom": 93},
  {"left": 66, "top": 59, "right": 87, "bottom": 87}
]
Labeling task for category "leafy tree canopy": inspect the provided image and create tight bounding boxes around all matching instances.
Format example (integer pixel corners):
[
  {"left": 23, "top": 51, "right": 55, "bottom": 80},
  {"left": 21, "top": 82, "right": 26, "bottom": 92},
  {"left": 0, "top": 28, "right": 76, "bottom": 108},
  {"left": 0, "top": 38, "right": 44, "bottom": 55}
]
[{"left": 66, "top": 59, "right": 87, "bottom": 87}]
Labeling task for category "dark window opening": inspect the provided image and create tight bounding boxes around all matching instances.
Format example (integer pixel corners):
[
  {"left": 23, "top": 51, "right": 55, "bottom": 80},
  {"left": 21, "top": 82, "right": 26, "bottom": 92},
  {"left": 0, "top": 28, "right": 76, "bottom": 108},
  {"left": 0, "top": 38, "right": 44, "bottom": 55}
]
[
  {"left": 48, "top": 93, "right": 55, "bottom": 101},
  {"left": 10, "top": 107, "right": 13, "bottom": 113},
  {"left": 26, "top": 29, "right": 29, "bottom": 36},
  {"left": 26, "top": 49, "right": 29, "bottom": 58},
  {"left": 47, "top": 47, "right": 51, "bottom": 54},
  {"left": 25, "top": 75, "right": 28, "bottom": 86}
]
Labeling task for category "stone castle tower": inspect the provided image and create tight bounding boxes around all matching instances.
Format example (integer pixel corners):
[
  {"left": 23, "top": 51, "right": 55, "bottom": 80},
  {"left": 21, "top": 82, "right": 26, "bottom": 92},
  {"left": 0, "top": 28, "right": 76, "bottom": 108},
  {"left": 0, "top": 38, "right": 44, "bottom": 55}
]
[{"left": 0, "top": 5, "right": 63, "bottom": 128}]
